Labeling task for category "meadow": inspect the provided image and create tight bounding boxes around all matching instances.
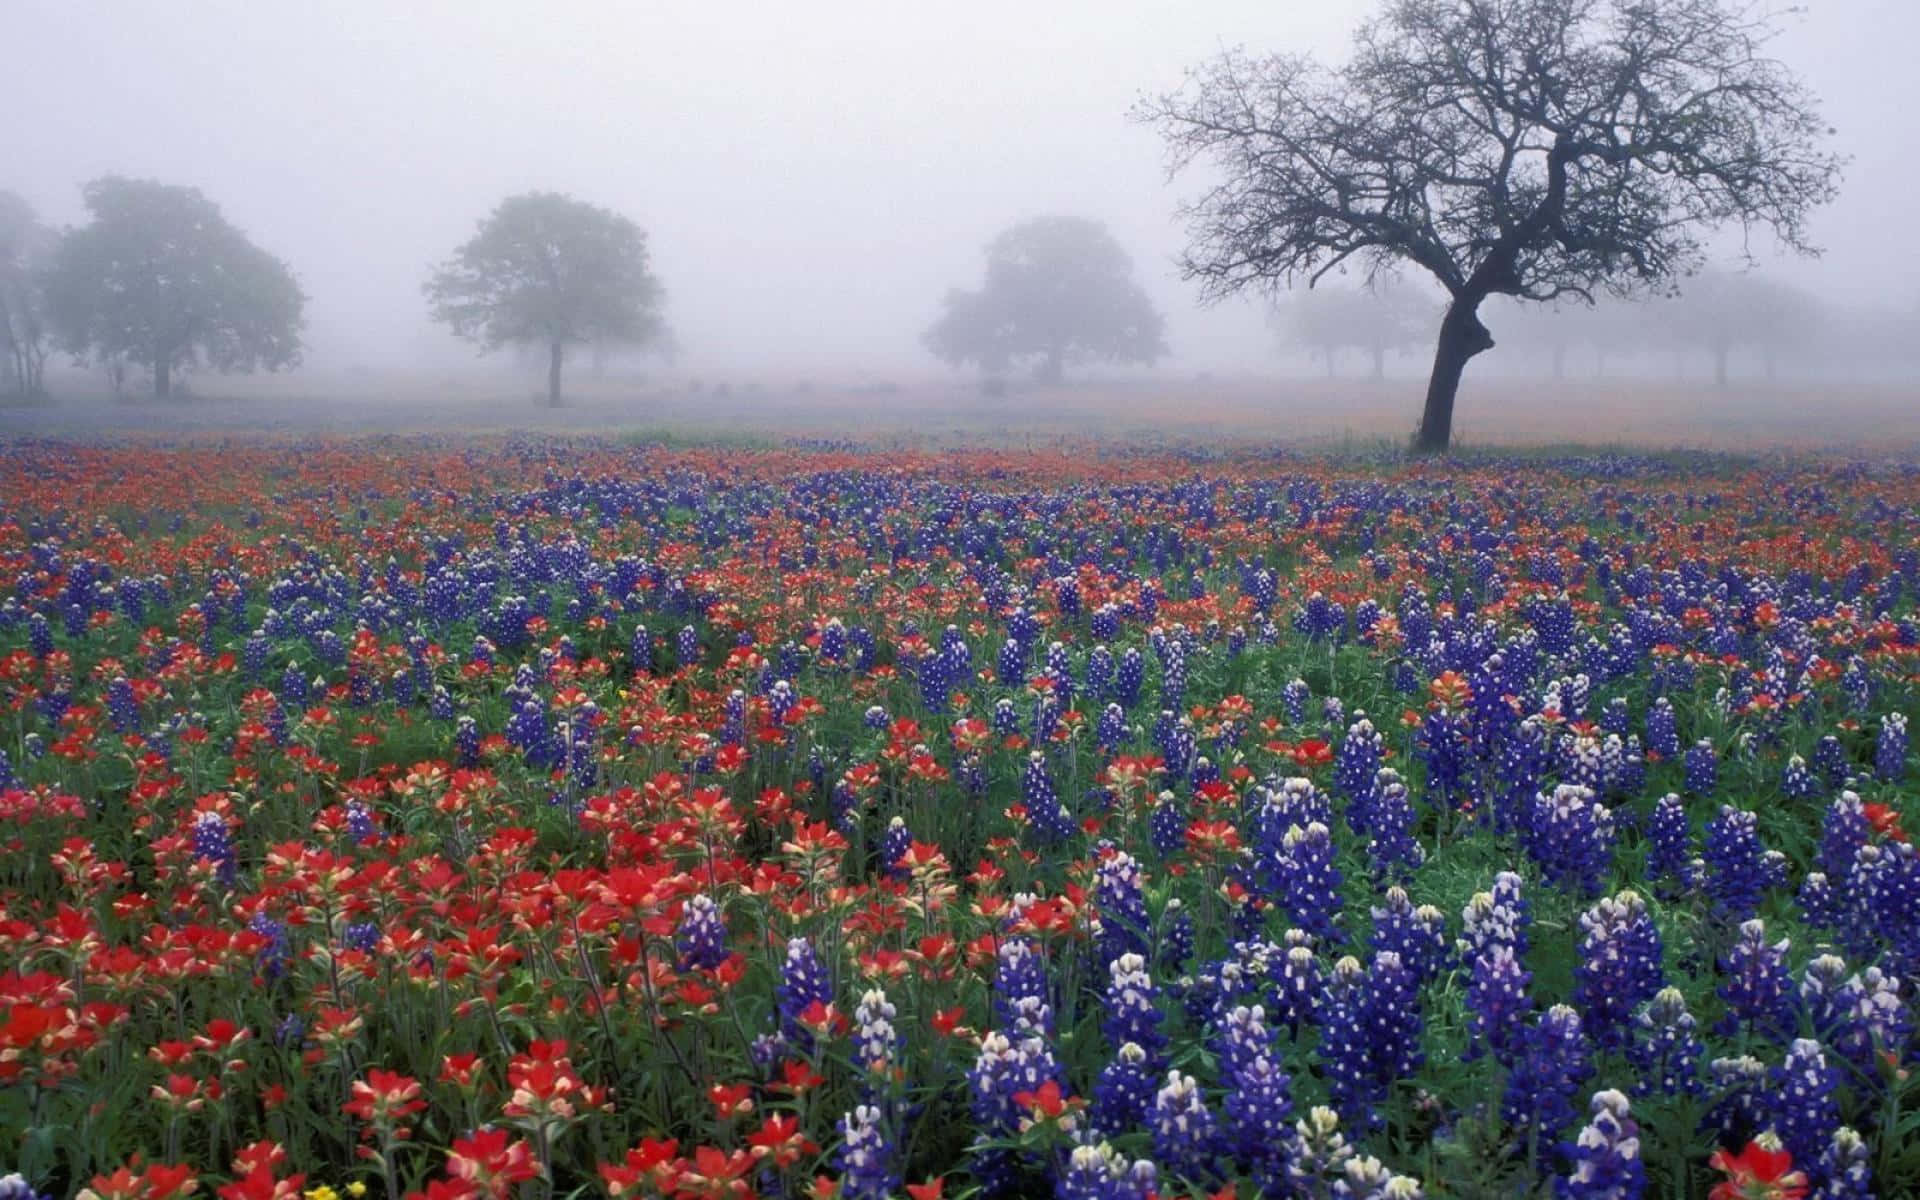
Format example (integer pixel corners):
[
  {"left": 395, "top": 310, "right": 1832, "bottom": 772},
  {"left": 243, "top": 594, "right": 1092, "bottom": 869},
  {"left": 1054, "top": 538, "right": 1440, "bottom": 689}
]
[{"left": 0, "top": 434, "right": 1915, "bottom": 1200}]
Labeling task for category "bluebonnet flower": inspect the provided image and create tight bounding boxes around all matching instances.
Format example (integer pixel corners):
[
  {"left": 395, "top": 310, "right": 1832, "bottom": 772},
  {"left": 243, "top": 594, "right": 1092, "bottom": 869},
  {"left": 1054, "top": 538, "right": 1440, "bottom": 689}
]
[
  {"left": 1465, "top": 943, "right": 1533, "bottom": 1065},
  {"left": 1815, "top": 1128, "right": 1874, "bottom": 1200},
  {"left": 0, "top": 1173, "right": 50, "bottom": 1200},
  {"left": 1148, "top": 791, "right": 1186, "bottom": 859},
  {"left": 1274, "top": 933, "right": 1323, "bottom": 1037},
  {"left": 1504, "top": 1005, "right": 1594, "bottom": 1164},
  {"left": 1151, "top": 1070, "right": 1221, "bottom": 1185},
  {"left": 777, "top": 936, "right": 833, "bottom": 1047},
  {"left": 1817, "top": 792, "right": 1871, "bottom": 884},
  {"left": 837, "top": 1103, "right": 900, "bottom": 1200},
  {"left": 1092, "top": 1041, "right": 1157, "bottom": 1136},
  {"left": 1802, "top": 956, "right": 1911, "bottom": 1079},
  {"left": 880, "top": 816, "right": 912, "bottom": 880},
  {"left": 1336, "top": 716, "right": 1384, "bottom": 825},
  {"left": 1114, "top": 647, "right": 1144, "bottom": 708},
  {"left": 1022, "top": 752, "right": 1075, "bottom": 846},
  {"left": 1275, "top": 821, "right": 1345, "bottom": 943},
  {"left": 192, "top": 811, "right": 237, "bottom": 888},
  {"left": 1781, "top": 755, "right": 1818, "bottom": 801},
  {"left": 675, "top": 893, "right": 728, "bottom": 970},
  {"left": 249, "top": 913, "right": 290, "bottom": 983},
  {"left": 994, "top": 938, "right": 1053, "bottom": 1036},
  {"left": 1643, "top": 793, "right": 1694, "bottom": 893},
  {"left": 1555, "top": 1089, "right": 1643, "bottom": 1200},
  {"left": 1285, "top": 1106, "right": 1356, "bottom": 1198},
  {"left": 1055, "top": 1143, "right": 1157, "bottom": 1200},
  {"left": 1102, "top": 953, "right": 1165, "bottom": 1062},
  {"left": 1529, "top": 785, "right": 1615, "bottom": 896},
  {"left": 1715, "top": 920, "right": 1795, "bottom": 1042},
  {"left": 1876, "top": 713, "right": 1908, "bottom": 781},
  {"left": 1770, "top": 1039, "right": 1840, "bottom": 1173},
  {"left": 1093, "top": 850, "right": 1151, "bottom": 966},
  {"left": 1157, "top": 900, "right": 1194, "bottom": 972},
  {"left": 968, "top": 1031, "right": 1063, "bottom": 1192},
  {"left": 1683, "top": 739, "right": 1717, "bottom": 796},
  {"left": 1703, "top": 806, "right": 1772, "bottom": 923},
  {"left": 1096, "top": 702, "right": 1127, "bottom": 754},
  {"left": 1283, "top": 678, "right": 1310, "bottom": 725},
  {"left": 1701, "top": 1056, "right": 1771, "bottom": 1147},
  {"left": 1365, "top": 769, "right": 1424, "bottom": 882},
  {"left": 1627, "top": 987, "right": 1703, "bottom": 1098},
  {"left": 1644, "top": 697, "right": 1679, "bottom": 760},
  {"left": 1222, "top": 1046, "right": 1293, "bottom": 1182},
  {"left": 852, "top": 986, "right": 900, "bottom": 1078},
  {"left": 1812, "top": 734, "right": 1849, "bottom": 791},
  {"left": 1460, "top": 872, "right": 1532, "bottom": 961},
  {"left": 1370, "top": 888, "right": 1447, "bottom": 987},
  {"left": 1572, "top": 891, "right": 1664, "bottom": 1051},
  {"left": 342, "top": 921, "right": 380, "bottom": 954},
  {"left": 1797, "top": 872, "right": 1837, "bottom": 930}
]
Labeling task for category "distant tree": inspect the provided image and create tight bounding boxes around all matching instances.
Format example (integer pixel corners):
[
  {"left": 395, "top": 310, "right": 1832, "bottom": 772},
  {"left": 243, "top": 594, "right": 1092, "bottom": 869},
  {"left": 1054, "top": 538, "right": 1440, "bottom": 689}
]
[
  {"left": 1138, "top": 0, "right": 1843, "bottom": 451},
  {"left": 0, "top": 192, "right": 56, "bottom": 397},
  {"left": 1648, "top": 269, "right": 1822, "bottom": 386},
  {"left": 1271, "top": 279, "right": 1432, "bottom": 379},
  {"left": 41, "top": 177, "right": 305, "bottom": 398},
  {"left": 425, "top": 192, "right": 667, "bottom": 406},
  {"left": 925, "top": 216, "right": 1167, "bottom": 384}
]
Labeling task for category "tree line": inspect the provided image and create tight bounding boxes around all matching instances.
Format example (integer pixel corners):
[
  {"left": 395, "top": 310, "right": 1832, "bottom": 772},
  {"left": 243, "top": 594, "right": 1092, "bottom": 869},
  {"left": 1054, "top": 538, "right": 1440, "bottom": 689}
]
[{"left": 5, "top": 0, "right": 1857, "bottom": 448}]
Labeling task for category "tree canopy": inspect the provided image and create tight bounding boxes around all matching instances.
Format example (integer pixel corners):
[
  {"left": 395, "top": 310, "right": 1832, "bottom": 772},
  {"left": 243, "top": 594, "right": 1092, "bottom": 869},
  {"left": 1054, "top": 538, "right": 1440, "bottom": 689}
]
[
  {"left": 0, "top": 192, "right": 56, "bottom": 398},
  {"left": 41, "top": 177, "right": 305, "bottom": 397},
  {"left": 1138, "top": 0, "right": 1843, "bottom": 451},
  {"left": 1272, "top": 280, "right": 1434, "bottom": 378},
  {"left": 425, "top": 192, "right": 667, "bottom": 406},
  {"left": 924, "top": 216, "right": 1167, "bottom": 384}
]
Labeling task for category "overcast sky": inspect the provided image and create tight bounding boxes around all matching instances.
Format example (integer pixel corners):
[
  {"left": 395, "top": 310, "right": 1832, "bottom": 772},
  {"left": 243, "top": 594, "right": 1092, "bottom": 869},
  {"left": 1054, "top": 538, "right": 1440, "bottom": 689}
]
[{"left": 7, "top": 0, "right": 1916, "bottom": 373}]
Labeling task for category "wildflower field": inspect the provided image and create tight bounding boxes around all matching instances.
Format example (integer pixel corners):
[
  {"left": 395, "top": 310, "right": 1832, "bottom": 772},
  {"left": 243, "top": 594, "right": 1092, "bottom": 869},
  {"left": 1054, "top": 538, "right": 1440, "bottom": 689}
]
[{"left": 2, "top": 437, "right": 1917, "bottom": 1200}]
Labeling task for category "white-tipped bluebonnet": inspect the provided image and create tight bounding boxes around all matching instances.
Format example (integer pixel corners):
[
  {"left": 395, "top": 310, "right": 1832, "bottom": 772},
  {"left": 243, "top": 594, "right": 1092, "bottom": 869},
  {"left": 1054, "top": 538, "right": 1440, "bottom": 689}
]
[
  {"left": 1503, "top": 1005, "right": 1594, "bottom": 1163},
  {"left": 1277, "top": 821, "right": 1345, "bottom": 943},
  {"left": 1555, "top": 1089, "right": 1643, "bottom": 1200},
  {"left": 1370, "top": 887, "right": 1448, "bottom": 987},
  {"left": 837, "top": 1103, "right": 900, "bottom": 1200},
  {"left": 1572, "top": 890, "right": 1664, "bottom": 1051},
  {"left": 1336, "top": 1155, "right": 1426, "bottom": 1198},
  {"left": 1094, "top": 851, "right": 1151, "bottom": 967},
  {"left": 1716, "top": 919, "right": 1795, "bottom": 1041},
  {"left": 1818, "top": 792, "right": 1871, "bottom": 884},
  {"left": 1701, "top": 1055, "right": 1771, "bottom": 1148},
  {"left": 1055, "top": 1142, "right": 1157, "bottom": 1200},
  {"left": 776, "top": 935, "right": 833, "bottom": 1047},
  {"left": 1815, "top": 1127, "right": 1874, "bottom": 1200},
  {"left": 1643, "top": 793, "right": 1693, "bottom": 892},
  {"left": 674, "top": 893, "right": 730, "bottom": 971},
  {"left": 1092, "top": 1040, "right": 1157, "bottom": 1136},
  {"left": 192, "top": 810, "right": 237, "bottom": 888},
  {"left": 994, "top": 937, "right": 1052, "bottom": 1035},
  {"left": 1365, "top": 769, "right": 1425, "bottom": 882},
  {"left": 1703, "top": 806, "right": 1772, "bottom": 923},
  {"left": 852, "top": 986, "right": 900, "bottom": 1076},
  {"left": 1627, "top": 987, "right": 1703, "bottom": 1099},
  {"left": 1466, "top": 943, "right": 1533, "bottom": 1065},
  {"left": 1875, "top": 712, "right": 1908, "bottom": 782},
  {"left": 1770, "top": 1038, "right": 1840, "bottom": 1174},
  {"left": 1683, "top": 739, "right": 1717, "bottom": 796},
  {"left": 1286, "top": 1105, "right": 1356, "bottom": 1197},
  {"left": 1102, "top": 953, "right": 1165, "bottom": 1062},
  {"left": 1528, "top": 784, "right": 1615, "bottom": 896},
  {"left": 1151, "top": 1070, "right": 1221, "bottom": 1185}
]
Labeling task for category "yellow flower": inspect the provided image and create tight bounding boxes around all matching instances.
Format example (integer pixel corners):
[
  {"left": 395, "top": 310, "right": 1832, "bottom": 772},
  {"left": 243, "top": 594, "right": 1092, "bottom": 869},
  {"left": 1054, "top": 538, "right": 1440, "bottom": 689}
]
[
  {"left": 305, "top": 1188, "right": 340, "bottom": 1200},
  {"left": 347, "top": 1187, "right": 368, "bottom": 1199}
]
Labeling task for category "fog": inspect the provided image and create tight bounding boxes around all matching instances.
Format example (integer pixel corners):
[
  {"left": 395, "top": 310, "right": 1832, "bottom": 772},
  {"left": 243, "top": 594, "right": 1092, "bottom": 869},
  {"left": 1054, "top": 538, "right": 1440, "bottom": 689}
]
[{"left": 6, "top": 0, "right": 1919, "bottom": 386}]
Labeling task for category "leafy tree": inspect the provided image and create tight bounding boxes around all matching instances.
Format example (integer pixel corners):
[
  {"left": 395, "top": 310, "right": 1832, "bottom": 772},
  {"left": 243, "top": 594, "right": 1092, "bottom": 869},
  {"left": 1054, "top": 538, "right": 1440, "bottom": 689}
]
[
  {"left": 425, "top": 192, "right": 667, "bottom": 406},
  {"left": 41, "top": 177, "right": 305, "bottom": 398},
  {"left": 925, "top": 216, "right": 1166, "bottom": 384},
  {"left": 0, "top": 192, "right": 56, "bottom": 398},
  {"left": 1272, "top": 280, "right": 1433, "bottom": 378},
  {"left": 1138, "top": 0, "right": 1842, "bottom": 451},
  {"left": 1645, "top": 268, "right": 1822, "bottom": 385}
]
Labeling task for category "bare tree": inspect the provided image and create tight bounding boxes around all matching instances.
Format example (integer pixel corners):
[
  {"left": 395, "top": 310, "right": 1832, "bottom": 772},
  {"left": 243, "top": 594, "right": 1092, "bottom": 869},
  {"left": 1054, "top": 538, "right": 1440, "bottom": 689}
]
[{"left": 1137, "top": 0, "right": 1843, "bottom": 451}]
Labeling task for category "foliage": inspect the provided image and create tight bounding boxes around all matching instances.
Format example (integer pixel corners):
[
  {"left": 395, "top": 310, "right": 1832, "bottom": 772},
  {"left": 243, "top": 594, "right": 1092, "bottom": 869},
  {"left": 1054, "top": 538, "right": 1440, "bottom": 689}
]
[
  {"left": 0, "top": 191, "right": 57, "bottom": 398},
  {"left": 924, "top": 216, "right": 1167, "bottom": 383},
  {"left": 0, "top": 438, "right": 1915, "bottom": 1200},
  {"left": 424, "top": 193, "right": 667, "bottom": 406},
  {"left": 39, "top": 177, "right": 305, "bottom": 397}
]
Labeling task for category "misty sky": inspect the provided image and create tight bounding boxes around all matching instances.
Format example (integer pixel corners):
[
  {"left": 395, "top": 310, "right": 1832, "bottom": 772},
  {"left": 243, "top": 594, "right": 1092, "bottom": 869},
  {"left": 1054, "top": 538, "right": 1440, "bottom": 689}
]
[{"left": 8, "top": 0, "right": 1917, "bottom": 374}]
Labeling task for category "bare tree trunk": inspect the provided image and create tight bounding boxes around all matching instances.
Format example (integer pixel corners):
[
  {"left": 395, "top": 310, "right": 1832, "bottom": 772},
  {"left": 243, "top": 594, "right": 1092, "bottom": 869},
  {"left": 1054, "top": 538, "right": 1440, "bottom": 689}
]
[
  {"left": 548, "top": 339, "right": 564, "bottom": 406},
  {"left": 1414, "top": 298, "right": 1493, "bottom": 455},
  {"left": 1370, "top": 344, "right": 1385, "bottom": 380},
  {"left": 154, "top": 353, "right": 171, "bottom": 399},
  {"left": 1713, "top": 343, "right": 1729, "bottom": 389}
]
